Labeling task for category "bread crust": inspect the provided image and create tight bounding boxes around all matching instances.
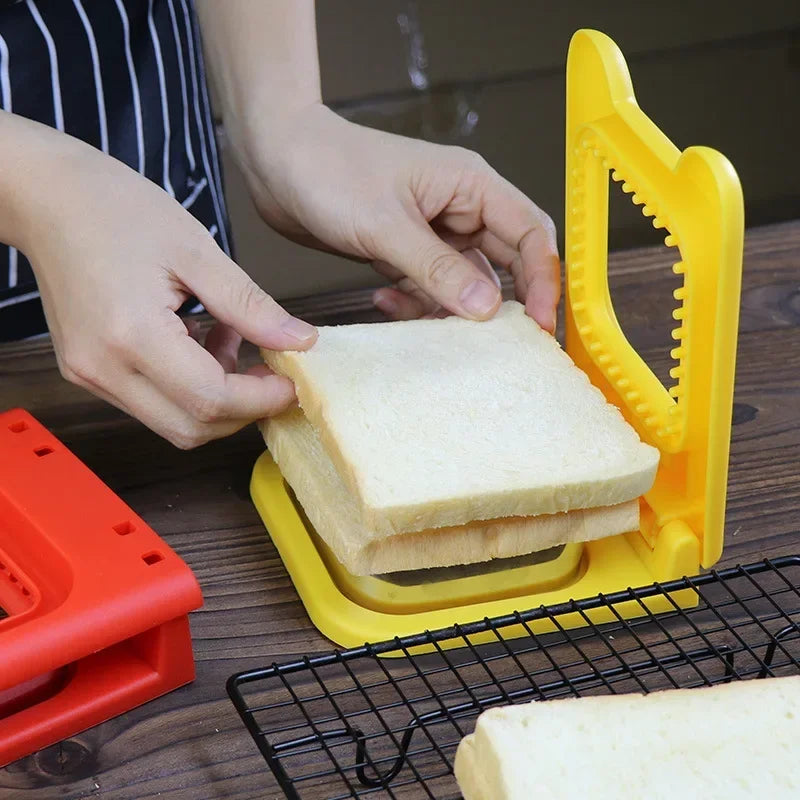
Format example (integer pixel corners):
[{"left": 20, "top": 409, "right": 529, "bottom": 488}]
[
  {"left": 262, "top": 410, "right": 639, "bottom": 575},
  {"left": 263, "top": 302, "right": 659, "bottom": 535}
]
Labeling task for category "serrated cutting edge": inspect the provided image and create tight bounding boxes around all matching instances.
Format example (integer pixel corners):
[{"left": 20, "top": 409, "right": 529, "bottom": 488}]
[{"left": 569, "top": 134, "right": 688, "bottom": 449}]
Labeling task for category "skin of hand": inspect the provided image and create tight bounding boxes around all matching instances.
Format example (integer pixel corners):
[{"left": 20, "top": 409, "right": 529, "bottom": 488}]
[
  {"left": 244, "top": 104, "right": 560, "bottom": 329},
  {"left": 0, "top": 111, "right": 316, "bottom": 449},
  {"left": 196, "top": 0, "right": 561, "bottom": 331},
  {"left": 0, "top": 3, "right": 560, "bottom": 452}
]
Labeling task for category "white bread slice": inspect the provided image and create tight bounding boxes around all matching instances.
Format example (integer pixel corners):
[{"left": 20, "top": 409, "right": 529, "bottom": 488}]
[
  {"left": 263, "top": 301, "right": 659, "bottom": 536},
  {"left": 261, "top": 409, "right": 639, "bottom": 575},
  {"left": 454, "top": 676, "right": 800, "bottom": 800}
]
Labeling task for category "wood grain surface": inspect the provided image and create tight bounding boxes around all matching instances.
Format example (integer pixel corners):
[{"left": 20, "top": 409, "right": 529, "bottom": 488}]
[{"left": 0, "top": 221, "right": 799, "bottom": 799}]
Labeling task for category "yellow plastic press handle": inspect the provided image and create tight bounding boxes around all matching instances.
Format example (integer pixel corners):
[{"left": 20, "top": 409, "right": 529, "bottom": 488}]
[{"left": 564, "top": 30, "right": 743, "bottom": 567}]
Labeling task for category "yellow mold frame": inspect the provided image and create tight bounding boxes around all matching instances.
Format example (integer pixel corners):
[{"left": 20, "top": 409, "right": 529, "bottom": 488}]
[{"left": 249, "top": 30, "right": 744, "bottom": 652}]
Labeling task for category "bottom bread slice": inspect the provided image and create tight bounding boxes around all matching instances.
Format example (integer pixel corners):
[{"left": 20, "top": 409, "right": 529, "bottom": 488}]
[
  {"left": 454, "top": 676, "right": 800, "bottom": 800},
  {"left": 262, "top": 409, "right": 639, "bottom": 575}
]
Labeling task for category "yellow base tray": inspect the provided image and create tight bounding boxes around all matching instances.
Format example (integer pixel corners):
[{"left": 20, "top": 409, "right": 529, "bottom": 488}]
[{"left": 251, "top": 451, "right": 701, "bottom": 655}]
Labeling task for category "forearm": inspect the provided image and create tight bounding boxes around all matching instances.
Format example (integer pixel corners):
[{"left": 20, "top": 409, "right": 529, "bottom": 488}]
[
  {"left": 0, "top": 110, "right": 190, "bottom": 287},
  {"left": 0, "top": 110, "right": 82, "bottom": 255},
  {"left": 195, "top": 0, "right": 322, "bottom": 168}
]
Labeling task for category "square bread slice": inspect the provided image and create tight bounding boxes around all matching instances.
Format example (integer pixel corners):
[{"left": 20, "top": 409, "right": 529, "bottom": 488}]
[
  {"left": 454, "top": 676, "right": 800, "bottom": 800},
  {"left": 264, "top": 301, "right": 659, "bottom": 537},
  {"left": 261, "top": 409, "right": 640, "bottom": 575}
]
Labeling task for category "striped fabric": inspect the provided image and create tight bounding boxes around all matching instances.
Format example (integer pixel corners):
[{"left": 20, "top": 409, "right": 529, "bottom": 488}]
[{"left": 0, "top": 0, "right": 231, "bottom": 341}]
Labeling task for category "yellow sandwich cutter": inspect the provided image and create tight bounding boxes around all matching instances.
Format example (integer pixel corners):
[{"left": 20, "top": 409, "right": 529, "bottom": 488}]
[{"left": 250, "top": 29, "right": 744, "bottom": 651}]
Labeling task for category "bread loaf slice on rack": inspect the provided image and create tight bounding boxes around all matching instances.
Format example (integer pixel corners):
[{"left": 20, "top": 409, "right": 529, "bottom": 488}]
[{"left": 454, "top": 676, "right": 800, "bottom": 799}]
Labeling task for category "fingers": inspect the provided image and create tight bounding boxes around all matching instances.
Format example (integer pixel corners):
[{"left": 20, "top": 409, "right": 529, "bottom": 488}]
[
  {"left": 185, "top": 317, "right": 203, "bottom": 342},
  {"left": 181, "top": 244, "right": 318, "bottom": 350},
  {"left": 369, "top": 205, "right": 502, "bottom": 321},
  {"left": 138, "top": 245, "right": 307, "bottom": 447},
  {"left": 204, "top": 321, "right": 241, "bottom": 373},
  {"left": 373, "top": 287, "right": 428, "bottom": 321},
  {"left": 132, "top": 322, "right": 296, "bottom": 425},
  {"left": 478, "top": 175, "right": 561, "bottom": 332},
  {"left": 185, "top": 318, "right": 243, "bottom": 374},
  {"left": 372, "top": 259, "right": 433, "bottom": 319},
  {"left": 72, "top": 318, "right": 292, "bottom": 448},
  {"left": 373, "top": 245, "right": 502, "bottom": 322},
  {"left": 464, "top": 248, "right": 502, "bottom": 288},
  {"left": 466, "top": 230, "right": 530, "bottom": 308},
  {"left": 114, "top": 373, "right": 251, "bottom": 448},
  {"left": 63, "top": 348, "right": 260, "bottom": 449}
]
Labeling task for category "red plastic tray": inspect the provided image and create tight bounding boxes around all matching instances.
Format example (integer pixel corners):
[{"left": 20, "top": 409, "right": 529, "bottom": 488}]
[{"left": 0, "top": 409, "right": 203, "bottom": 765}]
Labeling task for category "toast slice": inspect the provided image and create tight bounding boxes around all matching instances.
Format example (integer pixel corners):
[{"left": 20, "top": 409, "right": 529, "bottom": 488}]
[
  {"left": 454, "top": 677, "right": 800, "bottom": 800},
  {"left": 263, "top": 301, "right": 659, "bottom": 536},
  {"left": 262, "top": 409, "right": 639, "bottom": 575}
]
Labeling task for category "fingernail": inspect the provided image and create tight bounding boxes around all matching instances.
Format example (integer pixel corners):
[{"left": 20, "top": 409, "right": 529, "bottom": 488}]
[
  {"left": 460, "top": 280, "right": 499, "bottom": 317},
  {"left": 281, "top": 316, "right": 316, "bottom": 342},
  {"left": 374, "top": 290, "right": 398, "bottom": 316}
]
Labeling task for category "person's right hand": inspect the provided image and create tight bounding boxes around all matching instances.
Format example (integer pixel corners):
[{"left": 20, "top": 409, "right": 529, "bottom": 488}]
[{"left": 10, "top": 114, "right": 316, "bottom": 449}]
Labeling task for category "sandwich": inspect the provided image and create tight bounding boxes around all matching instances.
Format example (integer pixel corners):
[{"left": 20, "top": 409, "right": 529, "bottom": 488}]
[{"left": 260, "top": 301, "right": 659, "bottom": 576}]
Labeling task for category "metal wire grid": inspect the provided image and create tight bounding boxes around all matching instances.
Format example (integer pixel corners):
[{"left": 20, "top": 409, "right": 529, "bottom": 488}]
[{"left": 227, "top": 556, "right": 800, "bottom": 800}]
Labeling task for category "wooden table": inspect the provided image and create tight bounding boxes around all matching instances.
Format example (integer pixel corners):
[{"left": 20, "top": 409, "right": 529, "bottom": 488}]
[{"left": 1, "top": 221, "right": 799, "bottom": 799}]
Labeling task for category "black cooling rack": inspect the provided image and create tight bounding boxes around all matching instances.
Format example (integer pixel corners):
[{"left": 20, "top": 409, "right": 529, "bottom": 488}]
[{"left": 227, "top": 556, "right": 800, "bottom": 800}]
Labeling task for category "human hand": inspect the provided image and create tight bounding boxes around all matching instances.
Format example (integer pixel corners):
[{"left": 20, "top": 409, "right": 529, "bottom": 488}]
[
  {"left": 237, "top": 104, "right": 560, "bottom": 331},
  {"left": 19, "top": 125, "right": 316, "bottom": 448}
]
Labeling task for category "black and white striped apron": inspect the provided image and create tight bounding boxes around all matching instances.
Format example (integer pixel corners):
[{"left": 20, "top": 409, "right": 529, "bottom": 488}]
[{"left": 0, "top": 0, "right": 231, "bottom": 341}]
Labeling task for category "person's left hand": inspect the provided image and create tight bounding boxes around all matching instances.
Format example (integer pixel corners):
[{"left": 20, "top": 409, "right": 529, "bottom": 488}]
[{"left": 235, "top": 104, "right": 561, "bottom": 331}]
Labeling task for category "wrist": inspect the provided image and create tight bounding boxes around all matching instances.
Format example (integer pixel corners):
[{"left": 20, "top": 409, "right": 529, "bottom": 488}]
[
  {"left": 195, "top": 0, "right": 323, "bottom": 184},
  {"left": 234, "top": 99, "right": 329, "bottom": 185},
  {"left": 232, "top": 102, "right": 348, "bottom": 232}
]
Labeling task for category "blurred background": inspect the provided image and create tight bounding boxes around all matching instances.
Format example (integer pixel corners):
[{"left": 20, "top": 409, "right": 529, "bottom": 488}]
[{"left": 209, "top": 0, "right": 800, "bottom": 302}]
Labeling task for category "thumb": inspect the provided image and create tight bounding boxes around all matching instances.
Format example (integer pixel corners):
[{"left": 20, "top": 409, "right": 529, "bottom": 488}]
[
  {"left": 182, "top": 249, "right": 317, "bottom": 351},
  {"left": 373, "top": 210, "right": 501, "bottom": 320}
]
